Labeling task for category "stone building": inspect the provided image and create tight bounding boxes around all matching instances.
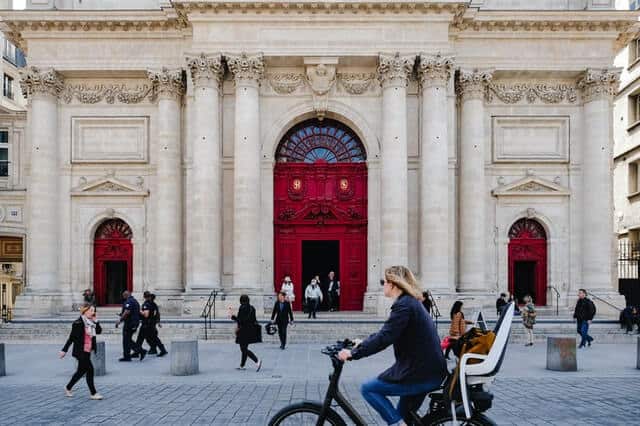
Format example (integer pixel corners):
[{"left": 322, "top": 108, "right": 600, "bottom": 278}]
[{"left": 0, "top": 0, "right": 636, "bottom": 317}]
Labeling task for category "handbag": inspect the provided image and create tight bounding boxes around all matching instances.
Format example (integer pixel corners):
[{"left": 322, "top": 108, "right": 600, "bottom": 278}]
[
  {"left": 250, "top": 322, "right": 263, "bottom": 344},
  {"left": 440, "top": 335, "right": 452, "bottom": 350}
]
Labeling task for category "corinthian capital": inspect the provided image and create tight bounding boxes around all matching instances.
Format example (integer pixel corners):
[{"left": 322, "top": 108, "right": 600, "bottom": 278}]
[
  {"left": 377, "top": 53, "right": 416, "bottom": 88},
  {"left": 147, "top": 68, "right": 185, "bottom": 100},
  {"left": 186, "top": 53, "right": 224, "bottom": 89},
  {"left": 226, "top": 53, "right": 264, "bottom": 84},
  {"left": 417, "top": 54, "right": 454, "bottom": 89},
  {"left": 19, "top": 66, "right": 64, "bottom": 99},
  {"left": 577, "top": 68, "right": 620, "bottom": 103},
  {"left": 456, "top": 69, "right": 493, "bottom": 101}
]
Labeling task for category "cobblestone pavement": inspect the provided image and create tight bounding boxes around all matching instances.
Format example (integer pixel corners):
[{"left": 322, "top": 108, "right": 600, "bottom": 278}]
[{"left": 1, "top": 341, "right": 639, "bottom": 425}]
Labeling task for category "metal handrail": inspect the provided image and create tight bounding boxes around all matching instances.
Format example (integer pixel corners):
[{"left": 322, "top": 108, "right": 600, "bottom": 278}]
[
  {"left": 548, "top": 285, "right": 560, "bottom": 316},
  {"left": 201, "top": 289, "right": 225, "bottom": 340},
  {"left": 589, "top": 292, "right": 623, "bottom": 312}
]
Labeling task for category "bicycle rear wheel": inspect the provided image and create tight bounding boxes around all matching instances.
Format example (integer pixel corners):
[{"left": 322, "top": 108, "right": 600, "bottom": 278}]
[
  {"left": 422, "top": 411, "right": 496, "bottom": 426},
  {"left": 268, "top": 401, "right": 347, "bottom": 426}
]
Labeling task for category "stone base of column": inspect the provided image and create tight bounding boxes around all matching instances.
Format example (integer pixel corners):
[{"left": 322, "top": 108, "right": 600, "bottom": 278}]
[
  {"left": 182, "top": 289, "right": 227, "bottom": 318},
  {"left": 363, "top": 291, "right": 393, "bottom": 317},
  {"left": 12, "top": 291, "right": 75, "bottom": 318},
  {"left": 585, "top": 291, "right": 626, "bottom": 319},
  {"left": 149, "top": 290, "right": 185, "bottom": 317},
  {"left": 224, "top": 289, "right": 268, "bottom": 317}
]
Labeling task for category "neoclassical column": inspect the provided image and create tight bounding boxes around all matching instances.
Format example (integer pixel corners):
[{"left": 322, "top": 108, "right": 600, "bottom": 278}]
[
  {"left": 456, "top": 69, "right": 492, "bottom": 292},
  {"left": 378, "top": 53, "right": 415, "bottom": 269},
  {"left": 20, "top": 66, "right": 63, "bottom": 293},
  {"left": 227, "top": 53, "right": 264, "bottom": 291},
  {"left": 185, "top": 54, "right": 224, "bottom": 291},
  {"left": 578, "top": 68, "right": 619, "bottom": 292},
  {"left": 417, "top": 54, "right": 454, "bottom": 291},
  {"left": 147, "top": 68, "right": 185, "bottom": 292}
]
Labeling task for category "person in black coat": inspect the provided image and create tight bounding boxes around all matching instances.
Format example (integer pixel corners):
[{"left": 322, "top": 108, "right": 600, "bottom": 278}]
[
  {"left": 339, "top": 266, "right": 447, "bottom": 425},
  {"left": 229, "top": 294, "right": 262, "bottom": 371},
  {"left": 59, "top": 304, "right": 103, "bottom": 400},
  {"left": 271, "top": 291, "right": 294, "bottom": 350},
  {"left": 574, "top": 289, "right": 596, "bottom": 348},
  {"left": 496, "top": 293, "right": 507, "bottom": 316}
]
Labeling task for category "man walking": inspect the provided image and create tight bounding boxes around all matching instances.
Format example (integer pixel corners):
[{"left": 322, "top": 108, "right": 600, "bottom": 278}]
[
  {"left": 573, "top": 289, "right": 596, "bottom": 348},
  {"left": 136, "top": 292, "right": 155, "bottom": 354},
  {"left": 305, "top": 279, "right": 323, "bottom": 319},
  {"left": 148, "top": 294, "right": 168, "bottom": 356},
  {"left": 271, "top": 291, "right": 294, "bottom": 349},
  {"left": 116, "top": 290, "right": 146, "bottom": 361},
  {"left": 327, "top": 271, "right": 340, "bottom": 312}
]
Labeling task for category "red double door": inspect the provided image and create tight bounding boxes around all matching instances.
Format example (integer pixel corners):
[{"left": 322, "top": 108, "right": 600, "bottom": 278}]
[
  {"left": 93, "top": 219, "right": 133, "bottom": 306},
  {"left": 508, "top": 238, "right": 547, "bottom": 306},
  {"left": 274, "top": 162, "right": 367, "bottom": 311}
]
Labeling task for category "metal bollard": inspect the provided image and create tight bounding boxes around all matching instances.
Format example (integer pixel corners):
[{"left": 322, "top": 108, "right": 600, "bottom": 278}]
[
  {"left": 546, "top": 337, "right": 577, "bottom": 372},
  {"left": 90, "top": 341, "right": 106, "bottom": 376}
]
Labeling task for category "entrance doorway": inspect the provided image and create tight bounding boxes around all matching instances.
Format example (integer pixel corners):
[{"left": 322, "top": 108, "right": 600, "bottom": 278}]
[
  {"left": 94, "top": 219, "right": 133, "bottom": 306},
  {"left": 513, "top": 261, "right": 536, "bottom": 304},
  {"left": 302, "top": 240, "right": 339, "bottom": 311},
  {"left": 508, "top": 218, "right": 547, "bottom": 306},
  {"left": 104, "top": 260, "right": 127, "bottom": 305}
]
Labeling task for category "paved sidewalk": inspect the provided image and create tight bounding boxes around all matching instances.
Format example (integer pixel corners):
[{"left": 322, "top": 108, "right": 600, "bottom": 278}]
[{"left": 1, "top": 341, "right": 639, "bottom": 425}]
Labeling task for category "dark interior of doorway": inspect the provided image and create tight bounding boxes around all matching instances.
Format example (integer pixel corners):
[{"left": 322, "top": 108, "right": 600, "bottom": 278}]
[
  {"left": 302, "top": 240, "right": 339, "bottom": 311},
  {"left": 105, "top": 260, "right": 127, "bottom": 305},
  {"left": 514, "top": 261, "right": 536, "bottom": 304}
]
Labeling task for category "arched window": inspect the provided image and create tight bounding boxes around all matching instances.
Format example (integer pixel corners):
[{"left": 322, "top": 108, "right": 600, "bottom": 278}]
[
  {"left": 275, "top": 119, "right": 366, "bottom": 163},
  {"left": 95, "top": 218, "right": 132, "bottom": 240},
  {"left": 508, "top": 218, "right": 546, "bottom": 240}
]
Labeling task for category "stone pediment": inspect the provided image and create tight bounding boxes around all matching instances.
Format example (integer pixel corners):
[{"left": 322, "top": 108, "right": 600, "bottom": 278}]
[
  {"left": 492, "top": 177, "right": 570, "bottom": 197},
  {"left": 71, "top": 176, "right": 148, "bottom": 197}
]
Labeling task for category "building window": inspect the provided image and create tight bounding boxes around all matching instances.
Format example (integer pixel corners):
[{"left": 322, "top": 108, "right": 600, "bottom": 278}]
[
  {"left": 0, "top": 131, "right": 8, "bottom": 178},
  {"left": 2, "top": 39, "right": 16, "bottom": 66},
  {"left": 630, "top": 162, "right": 639, "bottom": 195},
  {"left": 629, "top": 93, "right": 640, "bottom": 128},
  {"left": 630, "top": 39, "right": 640, "bottom": 66},
  {"left": 3, "top": 75, "right": 13, "bottom": 100}
]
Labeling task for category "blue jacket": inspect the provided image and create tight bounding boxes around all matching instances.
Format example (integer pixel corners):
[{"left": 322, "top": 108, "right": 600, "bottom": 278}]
[{"left": 351, "top": 293, "right": 447, "bottom": 384}]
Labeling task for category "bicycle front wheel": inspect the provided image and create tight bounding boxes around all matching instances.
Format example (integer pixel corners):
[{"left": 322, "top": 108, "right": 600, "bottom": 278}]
[
  {"left": 422, "top": 411, "right": 496, "bottom": 426},
  {"left": 268, "top": 401, "right": 347, "bottom": 426}
]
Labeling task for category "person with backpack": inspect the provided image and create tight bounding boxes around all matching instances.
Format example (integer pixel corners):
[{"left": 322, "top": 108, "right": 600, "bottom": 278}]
[
  {"left": 573, "top": 289, "right": 596, "bottom": 348},
  {"left": 116, "top": 290, "right": 146, "bottom": 361},
  {"left": 229, "top": 294, "right": 262, "bottom": 371},
  {"left": 521, "top": 295, "right": 536, "bottom": 346}
]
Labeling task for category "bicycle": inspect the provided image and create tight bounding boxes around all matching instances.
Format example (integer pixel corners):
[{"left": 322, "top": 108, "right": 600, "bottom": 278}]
[{"left": 268, "top": 339, "right": 496, "bottom": 425}]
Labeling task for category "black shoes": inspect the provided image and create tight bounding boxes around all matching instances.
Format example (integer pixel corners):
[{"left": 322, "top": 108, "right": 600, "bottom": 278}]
[
  {"left": 118, "top": 357, "right": 132, "bottom": 362},
  {"left": 148, "top": 350, "right": 158, "bottom": 355},
  {"left": 157, "top": 350, "right": 168, "bottom": 357},
  {"left": 139, "top": 349, "right": 147, "bottom": 361}
]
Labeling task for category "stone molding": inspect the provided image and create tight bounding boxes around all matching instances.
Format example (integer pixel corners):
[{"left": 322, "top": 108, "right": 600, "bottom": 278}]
[
  {"left": 377, "top": 53, "right": 416, "bottom": 89},
  {"left": 492, "top": 176, "right": 570, "bottom": 197},
  {"left": 456, "top": 69, "right": 493, "bottom": 102},
  {"left": 417, "top": 53, "right": 454, "bottom": 89},
  {"left": 147, "top": 68, "right": 185, "bottom": 100},
  {"left": 226, "top": 53, "right": 265, "bottom": 84},
  {"left": 71, "top": 175, "right": 149, "bottom": 197},
  {"left": 305, "top": 63, "right": 336, "bottom": 119},
  {"left": 267, "top": 73, "right": 305, "bottom": 94},
  {"left": 485, "top": 82, "right": 578, "bottom": 104},
  {"left": 337, "top": 73, "right": 376, "bottom": 95},
  {"left": 62, "top": 83, "right": 156, "bottom": 104},
  {"left": 577, "top": 68, "right": 621, "bottom": 103},
  {"left": 186, "top": 53, "right": 224, "bottom": 89},
  {"left": 19, "top": 66, "right": 64, "bottom": 99}
]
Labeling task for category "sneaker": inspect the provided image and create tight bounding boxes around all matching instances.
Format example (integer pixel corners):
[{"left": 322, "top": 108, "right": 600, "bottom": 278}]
[
  {"left": 118, "top": 357, "right": 132, "bottom": 362},
  {"left": 139, "top": 349, "right": 147, "bottom": 361},
  {"left": 90, "top": 393, "right": 103, "bottom": 400},
  {"left": 236, "top": 366, "right": 246, "bottom": 370},
  {"left": 64, "top": 387, "right": 73, "bottom": 397},
  {"left": 256, "top": 359, "right": 262, "bottom": 372}
]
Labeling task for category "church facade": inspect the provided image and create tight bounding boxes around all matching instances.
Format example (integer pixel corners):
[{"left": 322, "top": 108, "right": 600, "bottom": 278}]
[{"left": 0, "top": 0, "right": 635, "bottom": 317}]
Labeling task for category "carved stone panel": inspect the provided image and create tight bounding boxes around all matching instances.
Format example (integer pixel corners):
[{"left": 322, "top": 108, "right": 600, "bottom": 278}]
[
  {"left": 71, "top": 117, "right": 149, "bottom": 163},
  {"left": 492, "top": 116, "right": 569, "bottom": 163}
]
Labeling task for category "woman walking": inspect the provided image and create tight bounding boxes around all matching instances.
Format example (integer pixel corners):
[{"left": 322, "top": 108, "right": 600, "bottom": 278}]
[
  {"left": 59, "top": 303, "right": 103, "bottom": 400},
  {"left": 229, "top": 295, "right": 262, "bottom": 371},
  {"left": 445, "top": 301, "right": 471, "bottom": 359},
  {"left": 522, "top": 295, "right": 536, "bottom": 346}
]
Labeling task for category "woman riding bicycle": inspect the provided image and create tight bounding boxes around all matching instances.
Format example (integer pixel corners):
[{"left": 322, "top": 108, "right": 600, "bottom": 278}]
[{"left": 338, "top": 265, "right": 447, "bottom": 426}]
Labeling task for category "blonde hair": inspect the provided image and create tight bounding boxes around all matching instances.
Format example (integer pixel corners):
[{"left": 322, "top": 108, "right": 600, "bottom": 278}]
[
  {"left": 384, "top": 265, "right": 421, "bottom": 299},
  {"left": 79, "top": 303, "right": 92, "bottom": 314}
]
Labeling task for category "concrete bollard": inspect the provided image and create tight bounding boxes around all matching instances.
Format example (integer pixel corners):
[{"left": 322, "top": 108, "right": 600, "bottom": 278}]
[
  {"left": 90, "top": 341, "right": 106, "bottom": 376},
  {"left": 546, "top": 337, "right": 577, "bottom": 372},
  {"left": 0, "top": 343, "right": 5, "bottom": 376},
  {"left": 637, "top": 337, "right": 640, "bottom": 370},
  {"left": 170, "top": 340, "right": 199, "bottom": 376}
]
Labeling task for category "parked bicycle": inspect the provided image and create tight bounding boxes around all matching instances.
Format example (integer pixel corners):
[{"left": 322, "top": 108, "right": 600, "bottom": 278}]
[{"left": 268, "top": 339, "right": 496, "bottom": 426}]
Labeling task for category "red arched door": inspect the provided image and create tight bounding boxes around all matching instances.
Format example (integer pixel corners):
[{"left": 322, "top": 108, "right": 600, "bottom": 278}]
[
  {"left": 508, "top": 219, "right": 547, "bottom": 306},
  {"left": 274, "top": 119, "right": 367, "bottom": 311},
  {"left": 94, "top": 219, "right": 133, "bottom": 306}
]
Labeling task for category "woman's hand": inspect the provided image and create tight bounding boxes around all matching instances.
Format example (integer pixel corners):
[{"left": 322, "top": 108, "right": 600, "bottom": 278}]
[
  {"left": 338, "top": 349, "right": 351, "bottom": 361},
  {"left": 59, "top": 351, "right": 66, "bottom": 359}
]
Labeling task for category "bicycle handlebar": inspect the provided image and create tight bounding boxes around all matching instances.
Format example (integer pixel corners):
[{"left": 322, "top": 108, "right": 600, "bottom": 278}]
[{"left": 321, "top": 339, "right": 356, "bottom": 357}]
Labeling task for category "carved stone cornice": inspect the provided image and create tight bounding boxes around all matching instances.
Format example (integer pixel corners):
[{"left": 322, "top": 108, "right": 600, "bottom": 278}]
[
  {"left": 577, "top": 68, "right": 620, "bottom": 103},
  {"left": 485, "top": 82, "right": 577, "bottom": 104},
  {"left": 337, "top": 73, "right": 376, "bottom": 95},
  {"left": 453, "top": 16, "right": 635, "bottom": 35},
  {"left": 19, "top": 66, "right": 64, "bottom": 99},
  {"left": 267, "top": 73, "right": 305, "bottom": 94},
  {"left": 377, "top": 53, "right": 416, "bottom": 89},
  {"left": 186, "top": 53, "right": 224, "bottom": 89},
  {"left": 456, "top": 69, "right": 493, "bottom": 102},
  {"left": 147, "top": 68, "right": 185, "bottom": 100},
  {"left": 61, "top": 83, "right": 156, "bottom": 104},
  {"left": 226, "top": 53, "right": 265, "bottom": 84},
  {"left": 417, "top": 54, "right": 454, "bottom": 89}
]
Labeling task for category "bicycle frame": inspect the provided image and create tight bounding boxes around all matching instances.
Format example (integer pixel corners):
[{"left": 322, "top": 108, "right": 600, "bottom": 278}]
[{"left": 317, "top": 356, "right": 368, "bottom": 426}]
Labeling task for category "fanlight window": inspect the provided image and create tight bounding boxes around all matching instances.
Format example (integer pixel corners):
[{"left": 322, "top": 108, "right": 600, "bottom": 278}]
[
  {"left": 95, "top": 219, "right": 132, "bottom": 240},
  {"left": 275, "top": 119, "right": 366, "bottom": 163},
  {"left": 508, "top": 219, "right": 546, "bottom": 240}
]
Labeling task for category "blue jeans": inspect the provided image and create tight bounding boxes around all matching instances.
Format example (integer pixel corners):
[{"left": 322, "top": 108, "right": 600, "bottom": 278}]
[
  {"left": 361, "top": 377, "right": 442, "bottom": 425},
  {"left": 577, "top": 320, "right": 593, "bottom": 347}
]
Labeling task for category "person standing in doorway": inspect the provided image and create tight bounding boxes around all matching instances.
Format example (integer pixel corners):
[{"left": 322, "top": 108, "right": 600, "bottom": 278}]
[
  {"left": 229, "top": 295, "right": 262, "bottom": 371},
  {"left": 280, "top": 275, "right": 295, "bottom": 305},
  {"left": 327, "top": 271, "right": 340, "bottom": 312},
  {"left": 271, "top": 291, "right": 294, "bottom": 349},
  {"left": 116, "top": 290, "right": 146, "bottom": 362},
  {"left": 521, "top": 295, "right": 536, "bottom": 347},
  {"left": 59, "top": 304, "right": 103, "bottom": 400},
  {"left": 305, "top": 278, "right": 323, "bottom": 319},
  {"left": 574, "top": 289, "right": 596, "bottom": 348}
]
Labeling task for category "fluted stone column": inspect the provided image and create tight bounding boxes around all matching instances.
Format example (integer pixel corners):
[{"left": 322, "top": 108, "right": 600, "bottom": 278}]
[
  {"left": 185, "top": 54, "right": 224, "bottom": 291},
  {"left": 457, "top": 69, "right": 492, "bottom": 292},
  {"left": 378, "top": 53, "right": 415, "bottom": 269},
  {"left": 417, "top": 54, "right": 454, "bottom": 291},
  {"left": 578, "top": 69, "right": 619, "bottom": 292},
  {"left": 148, "top": 68, "right": 185, "bottom": 292},
  {"left": 20, "top": 67, "right": 63, "bottom": 293},
  {"left": 227, "top": 53, "right": 264, "bottom": 290}
]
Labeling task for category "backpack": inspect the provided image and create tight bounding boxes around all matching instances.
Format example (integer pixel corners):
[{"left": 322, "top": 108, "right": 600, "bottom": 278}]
[{"left": 446, "top": 327, "right": 496, "bottom": 402}]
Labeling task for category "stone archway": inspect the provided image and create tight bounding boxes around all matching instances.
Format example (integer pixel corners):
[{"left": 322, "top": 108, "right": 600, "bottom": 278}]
[
  {"left": 508, "top": 218, "right": 548, "bottom": 306},
  {"left": 93, "top": 218, "right": 133, "bottom": 306}
]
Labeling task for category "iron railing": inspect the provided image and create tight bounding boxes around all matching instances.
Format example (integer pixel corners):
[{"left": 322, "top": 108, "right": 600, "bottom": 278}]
[
  {"left": 589, "top": 292, "right": 623, "bottom": 313},
  {"left": 201, "top": 289, "right": 225, "bottom": 340},
  {"left": 548, "top": 285, "right": 560, "bottom": 316}
]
